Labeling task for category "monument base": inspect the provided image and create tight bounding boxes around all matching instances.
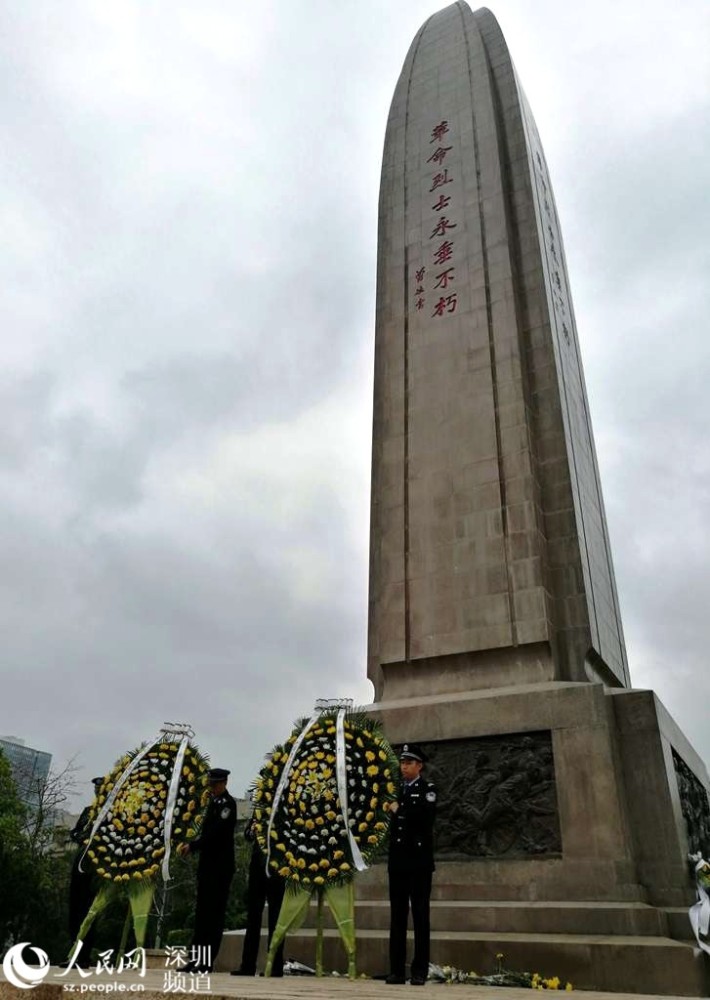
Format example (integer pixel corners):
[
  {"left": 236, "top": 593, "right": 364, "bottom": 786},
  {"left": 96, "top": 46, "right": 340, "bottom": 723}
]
[{"left": 223, "top": 682, "right": 710, "bottom": 994}]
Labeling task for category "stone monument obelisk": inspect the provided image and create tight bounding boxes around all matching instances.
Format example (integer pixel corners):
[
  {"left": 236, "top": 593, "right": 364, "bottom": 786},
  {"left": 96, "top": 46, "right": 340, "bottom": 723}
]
[{"left": 361, "top": 4, "right": 710, "bottom": 994}]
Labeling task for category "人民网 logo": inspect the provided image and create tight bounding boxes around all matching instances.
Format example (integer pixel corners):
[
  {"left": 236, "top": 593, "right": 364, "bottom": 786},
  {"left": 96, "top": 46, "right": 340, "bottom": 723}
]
[{"left": 2, "top": 943, "right": 50, "bottom": 989}]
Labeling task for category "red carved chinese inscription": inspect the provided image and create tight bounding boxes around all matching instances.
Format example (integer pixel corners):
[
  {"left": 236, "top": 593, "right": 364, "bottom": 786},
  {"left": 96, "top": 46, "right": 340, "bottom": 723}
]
[
  {"left": 427, "top": 146, "right": 452, "bottom": 165},
  {"left": 433, "top": 240, "right": 455, "bottom": 266},
  {"left": 431, "top": 194, "right": 451, "bottom": 212},
  {"left": 430, "top": 121, "right": 450, "bottom": 144},
  {"left": 430, "top": 216, "right": 457, "bottom": 238},
  {"left": 432, "top": 294, "right": 457, "bottom": 316},
  {"left": 429, "top": 170, "right": 453, "bottom": 192},
  {"left": 433, "top": 267, "right": 455, "bottom": 289}
]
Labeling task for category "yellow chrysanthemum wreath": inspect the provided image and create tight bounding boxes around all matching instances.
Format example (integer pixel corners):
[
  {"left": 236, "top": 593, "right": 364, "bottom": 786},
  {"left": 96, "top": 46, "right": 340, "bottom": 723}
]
[
  {"left": 85, "top": 738, "right": 209, "bottom": 884},
  {"left": 252, "top": 711, "right": 400, "bottom": 890}
]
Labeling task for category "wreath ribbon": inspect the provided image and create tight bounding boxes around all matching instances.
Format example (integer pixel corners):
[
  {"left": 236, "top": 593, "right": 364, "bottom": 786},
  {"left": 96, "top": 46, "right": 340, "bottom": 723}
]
[
  {"left": 689, "top": 854, "right": 710, "bottom": 955},
  {"left": 266, "top": 714, "right": 319, "bottom": 874},
  {"left": 336, "top": 709, "right": 367, "bottom": 872},
  {"left": 161, "top": 733, "right": 191, "bottom": 881}
]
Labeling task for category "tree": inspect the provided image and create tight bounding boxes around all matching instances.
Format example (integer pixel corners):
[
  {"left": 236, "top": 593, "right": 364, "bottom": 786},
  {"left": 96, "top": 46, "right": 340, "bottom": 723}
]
[
  {"left": 0, "top": 749, "right": 82, "bottom": 959},
  {"left": 0, "top": 749, "right": 33, "bottom": 948}
]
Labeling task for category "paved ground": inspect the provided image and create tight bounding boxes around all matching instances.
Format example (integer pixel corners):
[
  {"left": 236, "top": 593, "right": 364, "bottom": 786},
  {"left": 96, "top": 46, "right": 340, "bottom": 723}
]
[{"left": 0, "top": 968, "right": 687, "bottom": 999}]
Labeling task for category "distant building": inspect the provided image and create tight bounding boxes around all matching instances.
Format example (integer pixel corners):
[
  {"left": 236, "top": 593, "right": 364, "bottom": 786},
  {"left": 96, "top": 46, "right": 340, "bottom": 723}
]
[{"left": 0, "top": 735, "right": 51, "bottom": 810}]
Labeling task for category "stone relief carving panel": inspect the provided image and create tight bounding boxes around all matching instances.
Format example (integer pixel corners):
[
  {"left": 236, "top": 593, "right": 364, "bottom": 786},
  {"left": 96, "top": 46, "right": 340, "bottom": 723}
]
[
  {"left": 673, "top": 749, "right": 710, "bottom": 857},
  {"left": 409, "top": 731, "right": 561, "bottom": 859}
]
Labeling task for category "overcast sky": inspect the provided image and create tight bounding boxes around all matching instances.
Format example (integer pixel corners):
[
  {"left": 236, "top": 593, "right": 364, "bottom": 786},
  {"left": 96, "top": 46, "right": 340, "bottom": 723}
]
[{"left": 1, "top": 0, "right": 708, "bottom": 807}]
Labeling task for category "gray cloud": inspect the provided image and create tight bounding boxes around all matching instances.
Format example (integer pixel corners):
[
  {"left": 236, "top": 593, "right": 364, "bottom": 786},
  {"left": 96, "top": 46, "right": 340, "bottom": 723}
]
[{"left": 0, "top": 0, "right": 708, "bottom": 807}]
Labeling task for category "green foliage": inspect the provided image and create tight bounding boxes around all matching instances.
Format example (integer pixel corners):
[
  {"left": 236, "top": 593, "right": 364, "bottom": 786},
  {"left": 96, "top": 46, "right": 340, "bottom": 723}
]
[
  {"left": 0, "top": 749, "right": 82, "bottom": 959},
  {"left": 0, "top": 749, "right": 32, "bottom": 946}
]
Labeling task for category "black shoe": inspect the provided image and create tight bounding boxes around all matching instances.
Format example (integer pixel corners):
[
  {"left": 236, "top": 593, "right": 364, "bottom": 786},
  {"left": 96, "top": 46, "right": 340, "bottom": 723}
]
[
  {"left": 230, "top": 969, "right": 255, "bottom": 976},
  {"left": 411, "top": 976, "right": 427, "bottom": 985},
  {"left": 178, "top": 964, "right": 195, "bottom": 973},
  {"left": 385, "top": 974, "right": 406, "bottom": 984}
]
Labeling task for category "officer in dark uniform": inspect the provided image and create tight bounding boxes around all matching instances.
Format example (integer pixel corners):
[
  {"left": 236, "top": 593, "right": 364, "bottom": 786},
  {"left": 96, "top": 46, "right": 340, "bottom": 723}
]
[
  {"left": 179, "top": 767, "right": 237, "bottom": 973},
  {"left": 386, "top": 744, "right": 436, "bottom": 986},
  {"left": 65, "top": 777, "right": 103, "bottom": 967},
  {"left": 230, "top": 812, "right": 285, "bottom": 977}
]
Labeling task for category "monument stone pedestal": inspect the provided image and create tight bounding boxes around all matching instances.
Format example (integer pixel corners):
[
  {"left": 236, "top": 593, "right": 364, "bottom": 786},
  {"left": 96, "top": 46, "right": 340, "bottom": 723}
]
[{"left": 248, "top": 678, "right": 710, "bottom": 994}]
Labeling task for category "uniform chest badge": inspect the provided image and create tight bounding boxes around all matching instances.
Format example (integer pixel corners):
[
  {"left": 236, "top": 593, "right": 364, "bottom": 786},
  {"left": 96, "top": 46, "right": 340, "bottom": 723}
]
[
  {"left": 426, "top": 790, "right": 437, "bottom": 803},
  {"left": 220, "top": 807, "right": 231, "bottom": 819}
]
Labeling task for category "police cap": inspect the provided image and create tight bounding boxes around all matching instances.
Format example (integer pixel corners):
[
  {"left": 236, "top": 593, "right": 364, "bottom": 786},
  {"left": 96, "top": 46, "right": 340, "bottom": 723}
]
[
  {"left": 400, "top": 743, "right": 427, "bottom": 763},
  {"left": 207, "top": 768, "right": 231, "bottom": 782},
  {"left": 92, "top": 776, "right": 104, "bottom": 786}
]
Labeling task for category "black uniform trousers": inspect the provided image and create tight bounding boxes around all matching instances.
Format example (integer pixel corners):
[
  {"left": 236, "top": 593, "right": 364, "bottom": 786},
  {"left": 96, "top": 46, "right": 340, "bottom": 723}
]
[
  {"left": 192, "top": 863, "right": 234, "bottom": 970},
  {"left": 68, "top": 853, "right": 96, "bottom": 967},
  {"left": 388, "top": 865, "right": 432, "bottom": 981},
  {"left": 239, "top": 845, "right": 285, "bottom": 976}
]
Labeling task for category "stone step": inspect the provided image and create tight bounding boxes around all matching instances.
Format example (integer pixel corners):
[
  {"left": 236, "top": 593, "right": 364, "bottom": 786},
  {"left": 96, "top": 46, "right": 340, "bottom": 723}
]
[
  {"left": 354, "top": 861, "right": 651, "bottom": 903},
  {"left": 663, "top": 906, "right": 695, "bottom": 941},
  {"left": 272, "top": 929, "right": 709, "bottom": 996},
  {"left": 299, "top": 898, "right": 668, "bottom": 937}
]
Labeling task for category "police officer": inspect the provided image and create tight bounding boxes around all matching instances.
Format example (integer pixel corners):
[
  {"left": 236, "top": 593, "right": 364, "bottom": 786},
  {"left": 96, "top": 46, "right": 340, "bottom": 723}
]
[
  {"left": 386, "top": 744, "right": 436, "bottom": 986},
  {"left": 178, "top": 767, "right": 237, "bottom": 973},
  {"left": 230, "top": 812, "right": 285, "bottom": 977},
  {"left": 65, "top": 777, "right": 103, "bottom": 967}
]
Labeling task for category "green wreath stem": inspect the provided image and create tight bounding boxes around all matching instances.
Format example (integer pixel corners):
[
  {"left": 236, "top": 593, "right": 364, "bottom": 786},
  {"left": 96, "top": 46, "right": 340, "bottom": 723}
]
[
  {"left": 264, "top": 887, "right": 312, "bottom": 977},
  {"left": 325, "top": 881, "right": 356, "bottom": 978},
  {"left": 315, "top": 889, "right": 325, "bottom": 976}
]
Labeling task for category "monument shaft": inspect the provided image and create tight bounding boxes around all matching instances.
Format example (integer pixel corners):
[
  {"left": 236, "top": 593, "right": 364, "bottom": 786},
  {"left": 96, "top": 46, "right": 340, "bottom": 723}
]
[
  {"left": 348, "top": 7, "right": 710, "bottom": 992},
  {"left": 369, "top": 2, "right": 629, "bottom": 700}
]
